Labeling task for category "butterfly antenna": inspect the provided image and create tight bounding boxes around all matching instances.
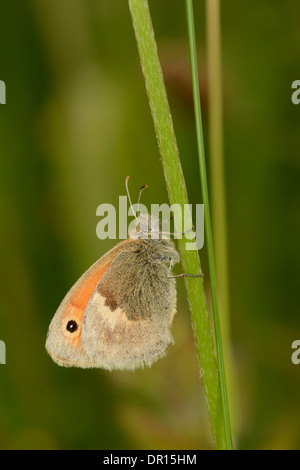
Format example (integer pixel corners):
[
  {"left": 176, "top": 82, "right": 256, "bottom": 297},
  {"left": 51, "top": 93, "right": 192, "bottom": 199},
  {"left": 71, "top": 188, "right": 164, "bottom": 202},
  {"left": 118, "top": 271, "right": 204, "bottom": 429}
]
[
  {"left": 137, "top": 184, "right": 148, "bottom": 216},
  {"left": 159, "top": 215, "right": 174, "bottom": 227},
  {"left": 125, "top": 176, "right": 137, "bottom": 220},
  {"left": 160, "top": 227, "right": 195, "bottom": 236}
]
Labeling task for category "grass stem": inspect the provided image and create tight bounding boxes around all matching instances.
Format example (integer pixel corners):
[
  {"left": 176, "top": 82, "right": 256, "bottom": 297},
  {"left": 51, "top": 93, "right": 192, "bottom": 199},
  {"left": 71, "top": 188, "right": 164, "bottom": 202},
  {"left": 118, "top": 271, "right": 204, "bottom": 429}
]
[
  {"left": 206, "top": 0, "right": 236, "bottom": 437},
  {"left": 185, "top": 0, "right": 233, "bottom": 449},
  {"left": 128, "top": 0, "right": 229, "bottom": 449}
]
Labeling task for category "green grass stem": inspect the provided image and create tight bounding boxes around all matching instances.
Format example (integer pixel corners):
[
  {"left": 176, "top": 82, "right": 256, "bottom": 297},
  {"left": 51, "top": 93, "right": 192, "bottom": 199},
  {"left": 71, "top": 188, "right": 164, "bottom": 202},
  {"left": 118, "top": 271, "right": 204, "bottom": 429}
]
[
  {"left": 128, "top": 0, "right": 228, "bottom": 449},
  {"left": 206, "top": 0, "right": 236, "bottom": 437},
  {"left": 185, "top": 0, "right": 233, "bottom": 449}
]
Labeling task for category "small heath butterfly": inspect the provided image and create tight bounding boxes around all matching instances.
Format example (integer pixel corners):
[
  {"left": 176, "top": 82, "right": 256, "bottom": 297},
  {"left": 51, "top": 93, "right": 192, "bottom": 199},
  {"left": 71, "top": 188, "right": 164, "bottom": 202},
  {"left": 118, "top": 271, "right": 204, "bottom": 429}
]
[{"left": 46, "top": 177, "right": 201, "bottom": 371}]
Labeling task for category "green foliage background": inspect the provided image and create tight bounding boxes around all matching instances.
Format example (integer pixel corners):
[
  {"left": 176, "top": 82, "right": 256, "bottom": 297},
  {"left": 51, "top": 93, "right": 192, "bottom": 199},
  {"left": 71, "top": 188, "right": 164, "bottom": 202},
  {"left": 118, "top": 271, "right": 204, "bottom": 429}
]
[{"left": 0, "top": 0, "right": 300, "bottom": 449}]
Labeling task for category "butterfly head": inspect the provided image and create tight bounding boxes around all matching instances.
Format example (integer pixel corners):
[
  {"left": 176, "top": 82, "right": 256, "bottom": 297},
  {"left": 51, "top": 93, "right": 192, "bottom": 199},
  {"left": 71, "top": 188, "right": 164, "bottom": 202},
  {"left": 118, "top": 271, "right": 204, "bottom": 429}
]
[{"left": 125, "top": 176, "right": 165, "bottom": 241}]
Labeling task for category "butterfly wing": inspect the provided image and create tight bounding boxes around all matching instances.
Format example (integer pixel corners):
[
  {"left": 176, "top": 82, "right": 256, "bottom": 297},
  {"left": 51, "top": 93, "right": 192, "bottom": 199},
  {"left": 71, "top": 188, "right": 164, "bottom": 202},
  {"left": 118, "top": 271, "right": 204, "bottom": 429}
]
[
  {"left": 46, "top": 239, "right": 177, "bottom": 370},
  {"left": 45, "top": 240, "right": 137, "bottom": 368},
  {"left": 81, "top": 246, "right": 177, "bottom": 370}
]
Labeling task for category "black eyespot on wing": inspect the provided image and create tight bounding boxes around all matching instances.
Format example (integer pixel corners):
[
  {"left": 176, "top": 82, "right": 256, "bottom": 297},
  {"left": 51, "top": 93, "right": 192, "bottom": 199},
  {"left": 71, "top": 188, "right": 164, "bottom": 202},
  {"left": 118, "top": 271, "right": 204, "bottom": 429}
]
[{"left": 66, "top": 320, "right": 78, "bottom": 333}]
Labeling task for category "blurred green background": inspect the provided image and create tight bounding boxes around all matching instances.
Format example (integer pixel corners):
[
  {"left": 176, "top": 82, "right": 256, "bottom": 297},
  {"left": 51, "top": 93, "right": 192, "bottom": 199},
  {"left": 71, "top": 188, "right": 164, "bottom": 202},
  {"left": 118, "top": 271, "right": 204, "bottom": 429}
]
[{"left": 0, "top": 0, "right": 300, "bottom": 450}]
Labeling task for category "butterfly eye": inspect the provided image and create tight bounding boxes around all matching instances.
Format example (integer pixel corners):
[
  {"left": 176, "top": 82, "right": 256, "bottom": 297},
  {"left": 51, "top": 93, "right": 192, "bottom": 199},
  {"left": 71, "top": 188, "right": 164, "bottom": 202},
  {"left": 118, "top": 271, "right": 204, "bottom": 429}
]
[{"left": 66, "top": 320, "right": 78, "bottom": 333}]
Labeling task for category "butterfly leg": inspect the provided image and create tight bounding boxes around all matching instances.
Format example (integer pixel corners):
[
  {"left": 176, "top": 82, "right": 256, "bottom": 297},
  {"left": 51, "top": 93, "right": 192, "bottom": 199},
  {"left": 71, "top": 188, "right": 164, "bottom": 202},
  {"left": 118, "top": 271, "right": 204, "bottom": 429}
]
[{"left": 167, "top": 258, "right": 204, "bottom": 279}]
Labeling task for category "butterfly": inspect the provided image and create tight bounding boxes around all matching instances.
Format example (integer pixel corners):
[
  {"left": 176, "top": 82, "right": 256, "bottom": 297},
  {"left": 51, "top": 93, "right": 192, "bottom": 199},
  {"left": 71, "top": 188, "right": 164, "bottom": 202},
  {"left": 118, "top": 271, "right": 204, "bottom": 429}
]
[{"left": 46, "top": 177, "right": 201, "bottom": 371}]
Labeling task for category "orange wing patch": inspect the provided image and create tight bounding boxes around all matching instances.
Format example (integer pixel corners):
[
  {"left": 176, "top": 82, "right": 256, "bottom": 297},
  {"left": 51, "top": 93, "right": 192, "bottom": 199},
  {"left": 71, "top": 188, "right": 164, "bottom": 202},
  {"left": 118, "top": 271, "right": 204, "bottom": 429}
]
[
  {"left": 54, "top": 239, "right": 140, "bottom": 350},
  {"left": 62, "top": 261, "right": 112, "bottom": 345}
]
